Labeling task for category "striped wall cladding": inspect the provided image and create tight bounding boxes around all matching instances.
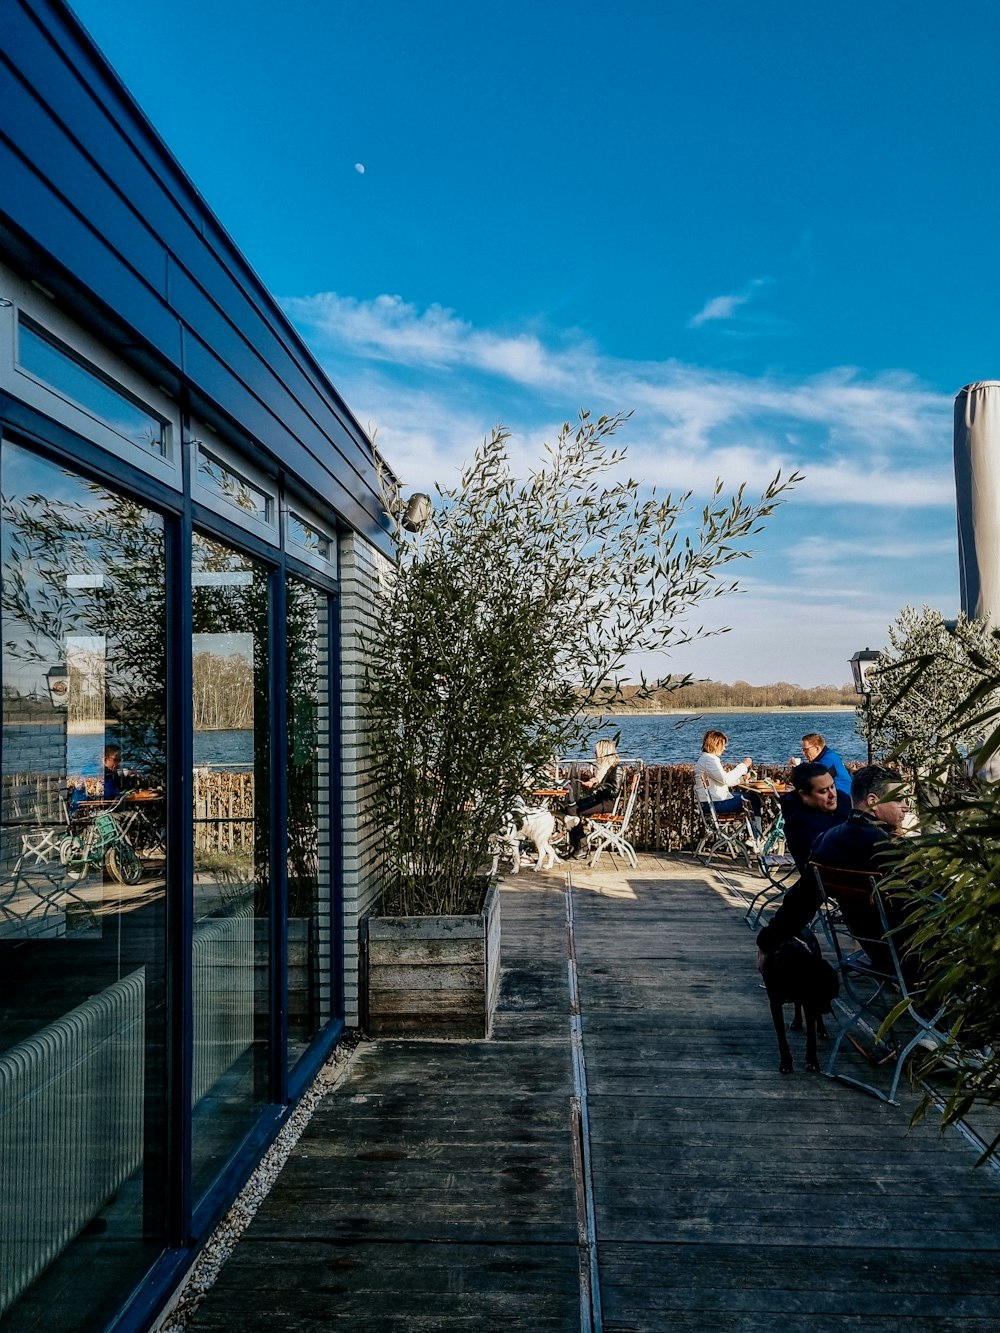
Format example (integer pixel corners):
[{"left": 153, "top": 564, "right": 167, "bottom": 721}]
[{"left": 0, "top": 969, "right": 145, "bottom": 1316}]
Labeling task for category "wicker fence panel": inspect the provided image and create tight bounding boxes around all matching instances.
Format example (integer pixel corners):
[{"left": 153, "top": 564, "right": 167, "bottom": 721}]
[
  {"left": 193, "top": 770, "right": 255, "bottom": 854},
  {"left": 632, "top": 763, "right": 793, "bottom": 854}
]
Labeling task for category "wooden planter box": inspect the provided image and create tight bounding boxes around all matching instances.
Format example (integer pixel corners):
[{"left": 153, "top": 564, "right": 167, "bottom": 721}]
[{"left": 363, "top": 881, "right": 501, "bottom": 1039}]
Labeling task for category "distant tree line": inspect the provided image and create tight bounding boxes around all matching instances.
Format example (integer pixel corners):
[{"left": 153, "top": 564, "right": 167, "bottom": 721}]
[
  {"left": 589, "top": 679, "right": 856, "bottom": 711},
  {"left": 193, "top": 651, "right": 254, "bottom": 730}
]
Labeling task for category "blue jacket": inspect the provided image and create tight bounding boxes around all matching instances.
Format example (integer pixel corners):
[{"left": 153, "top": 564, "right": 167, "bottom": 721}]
[{"left": 816, "top": 745, "right": 852, "bottom": 797}]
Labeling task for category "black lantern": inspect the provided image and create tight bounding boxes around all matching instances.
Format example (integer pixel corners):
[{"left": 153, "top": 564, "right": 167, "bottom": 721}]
[
  {"left": 849, "top": 648, "right": 880, "bottom": 696},
  {"left": 849, "top": 648, "right": 879, "bottom": 763},
  {"left": 45, "top": 663, "right": 69, "bottom": 708}
]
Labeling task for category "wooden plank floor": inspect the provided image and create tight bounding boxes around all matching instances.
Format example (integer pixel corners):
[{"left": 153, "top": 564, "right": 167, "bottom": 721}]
[
  {"left": 187, "top": 854, "right": 1000, "bottom": 1331},
  {"left": 569, "top": 854, "right": 1000, "bottom": 1331}
]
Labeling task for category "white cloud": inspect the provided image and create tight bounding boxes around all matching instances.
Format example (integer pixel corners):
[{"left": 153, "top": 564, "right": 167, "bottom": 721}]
[
  {"left": 283, "top": 290, "right": 952, "bottom": 509},
  {"left": 688, "top": 277, "right": 770, "bottom": 329},
  {"left": 280, "top": 289, "right": 961, "bottom": 684}
]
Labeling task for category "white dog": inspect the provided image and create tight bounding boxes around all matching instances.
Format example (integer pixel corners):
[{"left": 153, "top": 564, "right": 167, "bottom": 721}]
[{"left": 493, "top": 801, "right": 560, "bottom": 874}]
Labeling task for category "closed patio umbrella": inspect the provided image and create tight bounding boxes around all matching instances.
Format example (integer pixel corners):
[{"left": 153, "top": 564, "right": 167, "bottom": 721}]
[{"left": 954, "top": 380, "right": 1000, "bottom": 621}]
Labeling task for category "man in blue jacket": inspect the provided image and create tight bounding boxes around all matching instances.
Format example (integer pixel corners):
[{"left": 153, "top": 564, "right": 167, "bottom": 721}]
[{"left": 793, "top": 731, "right": 852, "bottom": 796}]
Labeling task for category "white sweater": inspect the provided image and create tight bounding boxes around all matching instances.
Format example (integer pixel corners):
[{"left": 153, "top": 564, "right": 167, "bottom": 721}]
[{"left": 694, "top": 752, "right": 749, "bottom": 803}]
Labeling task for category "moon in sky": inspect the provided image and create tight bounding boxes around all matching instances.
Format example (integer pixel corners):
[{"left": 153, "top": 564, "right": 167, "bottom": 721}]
[{"left": 354, "top": 163, "right": 365, "bottom": 174}]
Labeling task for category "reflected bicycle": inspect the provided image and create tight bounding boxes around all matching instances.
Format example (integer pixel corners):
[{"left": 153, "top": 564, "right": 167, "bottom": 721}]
[{"left": 59, "top": 801, "right": 143, "bottom": 885}]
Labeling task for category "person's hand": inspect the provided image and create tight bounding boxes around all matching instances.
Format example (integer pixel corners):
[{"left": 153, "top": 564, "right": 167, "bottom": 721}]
[
  {"left": 789, "top": 756, "right": 800, "bottom": 767},
  {"left": 742, "top": 756, "right": 752, "bottom": 767}
]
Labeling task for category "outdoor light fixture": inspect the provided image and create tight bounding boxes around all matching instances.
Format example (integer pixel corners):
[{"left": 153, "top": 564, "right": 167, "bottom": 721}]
[
  {"left": 401, "top": 493, "right": 432, "bottom": 532},
  {"left": 849, "top": 647, "right": 880, "bottom": 764},
  {"left": 849, "top": 648, "right": 880, "bottom": 696},
  {"left": 45, "top": 663, "right": 69, "bottom": 708}
]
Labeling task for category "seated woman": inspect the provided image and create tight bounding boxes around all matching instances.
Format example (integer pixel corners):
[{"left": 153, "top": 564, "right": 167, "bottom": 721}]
[
  {"left": 693, "top": 728, "right": 762, "bottom": 840},
  {"left": 567, "top": 738, "right": 622, "bottom": 858}
]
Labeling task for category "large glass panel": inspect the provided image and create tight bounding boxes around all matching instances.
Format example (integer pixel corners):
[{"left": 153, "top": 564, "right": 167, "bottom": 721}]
[
  {"left": 191, "top": 533, "right": 270, "bottom": 1200},
  {"left": 0, "top": 441, "right": 168, "bottom": 1330},
  {"left": 16, "top": 317, "right": 169, "bottom": 458},
  {"left": 285, "top": 578, "right": 334, "bottom": 1063}
]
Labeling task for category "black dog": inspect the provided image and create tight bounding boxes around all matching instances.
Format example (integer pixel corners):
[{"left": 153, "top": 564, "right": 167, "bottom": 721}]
[{"left": 756, "top": 929, "right": 839, "bottom": 1074}]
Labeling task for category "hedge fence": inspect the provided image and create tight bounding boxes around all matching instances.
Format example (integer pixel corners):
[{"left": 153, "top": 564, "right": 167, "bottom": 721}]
[{"left": 632, "top": 763, "right": 798, "bottom": 854}]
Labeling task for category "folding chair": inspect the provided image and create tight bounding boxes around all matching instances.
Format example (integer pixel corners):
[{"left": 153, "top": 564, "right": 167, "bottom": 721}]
[
  {"left": 693, "top": 776, "right": 755, "bottom": 870},
  {"left": 586, "top": 768, "right": 642, "bottom": 868},
  {"left": 9, "top": 781, "right": 71, "bottom": 870},
  {"left": 811, "top": 862, "right": 946, "bottom": 1105},
  {"left": 744, "top": 789, "right": 797, "bottom": 929}
]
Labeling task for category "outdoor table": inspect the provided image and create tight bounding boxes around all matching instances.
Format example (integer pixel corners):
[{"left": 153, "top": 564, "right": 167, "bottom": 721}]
[
  {"left": 72, "top": 791, "right": 165, "bottom": 853},
  {"left": 739, "top": 780, "right": 791, "bottom": 797},
  {"left": 532, "top": 787, "right": 569, "bottom": 806}
]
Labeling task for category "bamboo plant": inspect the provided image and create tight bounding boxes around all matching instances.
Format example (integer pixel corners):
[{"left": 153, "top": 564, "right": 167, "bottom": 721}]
[{"left": 364, "top": 411, "right": 797, "bottom": 915}]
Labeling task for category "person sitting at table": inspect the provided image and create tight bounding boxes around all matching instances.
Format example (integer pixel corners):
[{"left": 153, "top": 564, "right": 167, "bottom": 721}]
[
  {"left": 758, "top": 764, "right": 910, "bottom": 965},
  {"left": 102, "top": 744, "right": 142, "bottom": 799},
  {"left": 780, "top": 761, "right": 852, "bottom": 876},
  {"left": 789, "top": 732, "right": 852, "bottom": 796},
  {"left": 566, "top": 738, "right": 622, "bottom": 858},
  {"left": 693, "top": 729, "right": 763, "bottom": 842}
]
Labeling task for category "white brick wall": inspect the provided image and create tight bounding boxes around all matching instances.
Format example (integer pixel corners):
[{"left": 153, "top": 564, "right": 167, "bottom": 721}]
[{"left": 337, "top": 531, "right": 390, "bottom": 1026}]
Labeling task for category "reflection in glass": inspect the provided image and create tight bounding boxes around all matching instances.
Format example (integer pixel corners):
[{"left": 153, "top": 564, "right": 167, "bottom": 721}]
[
  {"left": 287, "top": 512, "right": 333, "bottom": 565},
  {"left": 191, "top": 533, "right": 270, "bottom": 1201},
  {"left": 0, "top": 441, "right": 167, "bottom": 1329},
  {"left": 195, "top": 445, "right": 274, "bottom": 525},
  {"left": 16, "top": 318, "right": 168, "bottom": 458},
  {"left": 286, "top": 578, "right": 334, "bottom": 1064}
]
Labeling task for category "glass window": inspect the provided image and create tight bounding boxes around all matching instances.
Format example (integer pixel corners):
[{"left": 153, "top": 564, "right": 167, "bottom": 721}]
[
  {"left": 0, "top": 441, "right": 168, "bottom": 1330},
  {"left": 190, "top": 533, "right": 271, "bottom": 1202},
  {"left": 16, "top": 316, "right": 169, "bottom": 458},
  {"left": 195, "top": 444, "right": 274, "bottom": 526},
  {"left": 286, "top": 511, "right": 337, "bottom": 576},
  {"left": 285, "top": 577, "right": 335, "bottom": 1064}
]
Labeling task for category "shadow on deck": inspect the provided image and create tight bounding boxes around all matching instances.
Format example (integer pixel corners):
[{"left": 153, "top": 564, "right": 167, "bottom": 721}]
[{"left": 183, "top": 853, "right": 1000, "bottom": 1332}]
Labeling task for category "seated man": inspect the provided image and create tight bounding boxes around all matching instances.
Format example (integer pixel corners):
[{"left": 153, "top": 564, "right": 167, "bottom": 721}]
[
  {"left": 757, "top": 764, "right": 903, "bottom": 959},
  {"left": 791, "top": 731, "right": 853, "bottom": 797},
  {"left": 807, "top": 764, "right": 913, "bottom": 977},
  {"left": 810, "top": 763, "right": 908, "bottom": 872},
  {"left": 101, "top": 744, "right": 138, "bottom": 799},
  {"left": 781, "top": 762, "right": 852, "bottom": 876}
]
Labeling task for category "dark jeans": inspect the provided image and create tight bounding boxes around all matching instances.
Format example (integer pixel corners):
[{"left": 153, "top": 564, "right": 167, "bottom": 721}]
[
  {"left": 705, "top": 791, "right": 763, "bottom": 822},
  {"left": 569, "top": 792, "right": 616, "bottom": 850}
]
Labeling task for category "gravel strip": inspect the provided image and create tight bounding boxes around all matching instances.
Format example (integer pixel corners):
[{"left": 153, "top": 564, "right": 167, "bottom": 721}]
[{"left": 156, "top": 1033, "right": 367, "bottom": 1332}]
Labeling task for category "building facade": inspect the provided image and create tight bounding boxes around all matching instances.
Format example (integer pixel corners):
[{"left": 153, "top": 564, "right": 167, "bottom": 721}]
[{"left": 0, "top": 1, "right": 389, "bottom": 1327}]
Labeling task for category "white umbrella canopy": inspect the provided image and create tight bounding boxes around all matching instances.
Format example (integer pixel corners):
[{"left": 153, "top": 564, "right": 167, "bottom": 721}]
[{"left": 954, "top": 380, "right": 1000, "bottom": 621}]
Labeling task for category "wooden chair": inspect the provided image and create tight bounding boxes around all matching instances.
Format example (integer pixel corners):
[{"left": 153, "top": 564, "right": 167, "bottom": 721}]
[
  {"left": 810, "top": 861, "right": 946, "bottom": 1105},
  {"left": 586, "top": 769, "right": 642, "bottom": 868}
]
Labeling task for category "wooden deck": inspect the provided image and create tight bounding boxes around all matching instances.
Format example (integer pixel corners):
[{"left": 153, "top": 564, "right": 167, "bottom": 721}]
[{"left": 186, "top": 854, "right": 1000, "bottom": 1331}]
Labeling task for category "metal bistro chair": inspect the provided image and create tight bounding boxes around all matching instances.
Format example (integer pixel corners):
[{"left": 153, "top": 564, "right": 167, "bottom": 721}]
[
  {"left": 9, "top": 780, "right": 71, "bottom": 871},
  {"left": 745, "top": 783, "right": 797, "bottom": 929},
  {"left": 694, "top": 775, "right": 756, "bottom": 870},
  {"left": 811, "top": 861, "right": 946, "bottom": 1105},
  {"left": 585, "top": 767, "right": 642, "bottom": 868}
]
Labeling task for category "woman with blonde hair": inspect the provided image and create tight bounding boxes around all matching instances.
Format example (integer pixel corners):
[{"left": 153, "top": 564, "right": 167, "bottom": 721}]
[
  {"left": 567, "top": 738, "right": 621, "bottom": 858},
  {"left": 694, "top": 728, "right": 762, "bottom": 837}
]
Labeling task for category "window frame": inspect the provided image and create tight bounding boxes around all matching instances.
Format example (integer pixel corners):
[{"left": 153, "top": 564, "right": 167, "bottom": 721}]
[{"left": 0, "top": 263, "right": 182, "bottom": 490}]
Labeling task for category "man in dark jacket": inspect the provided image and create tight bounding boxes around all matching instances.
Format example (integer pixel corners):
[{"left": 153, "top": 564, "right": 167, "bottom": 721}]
[
  {"left": 758, "top": 765, "right": 906, "bottom": 956},
  {"left": 781, "top": 762, "right": 852, "bottom": 876}
]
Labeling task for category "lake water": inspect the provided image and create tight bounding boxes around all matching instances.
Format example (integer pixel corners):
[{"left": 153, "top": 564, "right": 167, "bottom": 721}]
[
  {"left": 579, "top": 710, "right": 864, "bottom": 767},
  {"left": 63, "top": 712, "right": 863, "bottom": 777}
]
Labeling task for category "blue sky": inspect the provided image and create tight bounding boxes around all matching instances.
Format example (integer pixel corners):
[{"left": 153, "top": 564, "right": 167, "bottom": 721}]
[{"left": 69, "top": 0, "right": 1000, "bottom": 686}]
